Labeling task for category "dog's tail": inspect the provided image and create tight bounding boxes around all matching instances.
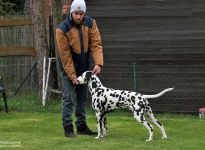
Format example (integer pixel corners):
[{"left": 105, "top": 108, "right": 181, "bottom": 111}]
[{"left": 143, "top": 87, "right": 174, "bottom": 99}]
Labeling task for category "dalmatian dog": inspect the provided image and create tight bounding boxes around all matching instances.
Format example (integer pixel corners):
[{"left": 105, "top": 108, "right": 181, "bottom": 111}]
[{"left": 77, "top": 71, "right": 174, "bottom": 141}]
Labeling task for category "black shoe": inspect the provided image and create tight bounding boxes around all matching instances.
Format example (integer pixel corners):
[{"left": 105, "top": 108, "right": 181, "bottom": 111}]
[
  {"left": 77, "top": 124, "right": 97, "bottom": 135},
  {"left": 64, "top": 125, "right": 76, "bottom": 138}
]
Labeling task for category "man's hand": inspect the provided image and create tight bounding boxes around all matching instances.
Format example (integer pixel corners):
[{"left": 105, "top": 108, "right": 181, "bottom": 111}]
[
  {"left": 92, "top": 65, "right": 102, "bottom": 75},
  {"left": 73, "top": 79, "right": 79, "bottom": 85}
]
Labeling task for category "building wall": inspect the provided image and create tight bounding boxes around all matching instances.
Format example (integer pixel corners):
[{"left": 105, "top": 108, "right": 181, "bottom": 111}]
[{"left": 85, "top": 0, "right": 205, "bottom": 113}]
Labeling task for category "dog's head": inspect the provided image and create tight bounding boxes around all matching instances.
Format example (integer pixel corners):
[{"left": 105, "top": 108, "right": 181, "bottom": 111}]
[{"left": 76, "top": 71, "right": 93, "bottom": 84}]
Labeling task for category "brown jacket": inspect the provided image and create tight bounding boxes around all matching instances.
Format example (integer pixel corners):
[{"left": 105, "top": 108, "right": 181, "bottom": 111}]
[{"left": 56, "top": 15, "right": 103, "bottom": 81}]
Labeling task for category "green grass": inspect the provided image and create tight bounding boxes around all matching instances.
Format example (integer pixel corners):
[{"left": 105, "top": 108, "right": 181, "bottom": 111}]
[
  {"left": 1, "top": 108, "right": 205, "bottom": 150},
  {"left": 4, "top": 94, "right": 62, "bottom": 113}
]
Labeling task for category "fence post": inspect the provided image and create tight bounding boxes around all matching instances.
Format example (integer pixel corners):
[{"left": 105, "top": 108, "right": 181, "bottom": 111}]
[{"left": 133, "top": 63, "right": 137, "bottom": 92}]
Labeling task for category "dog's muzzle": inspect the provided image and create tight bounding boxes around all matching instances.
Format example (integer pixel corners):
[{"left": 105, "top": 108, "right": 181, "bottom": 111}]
[{"left": 76, "top": 80, "right": 80, "bottom": 84}]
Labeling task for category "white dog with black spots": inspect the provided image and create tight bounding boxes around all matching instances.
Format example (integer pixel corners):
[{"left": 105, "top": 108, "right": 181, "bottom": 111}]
[{"left": 77, "top": 71, "right": 174, "bottom": 141}]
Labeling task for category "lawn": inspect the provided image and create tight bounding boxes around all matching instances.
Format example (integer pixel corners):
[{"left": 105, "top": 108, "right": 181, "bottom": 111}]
[{"left": 1, "top": 106, "right": 205, "bottom": 150}]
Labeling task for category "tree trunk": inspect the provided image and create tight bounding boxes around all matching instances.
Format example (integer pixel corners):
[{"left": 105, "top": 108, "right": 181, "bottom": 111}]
[
  {"left": 52, "top": 0, "right": 72, "bottom": 91},
  {"left": 30, "top": 0, "right": 48, "bottom": 98}
]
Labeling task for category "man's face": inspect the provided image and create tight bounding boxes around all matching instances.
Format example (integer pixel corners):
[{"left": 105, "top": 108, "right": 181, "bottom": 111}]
[
  {"left": 72, "top": 11, "right": 84, "bottom": 25},
  {"left": 62, "top": 4, "right": 70, "bottom": 15}
]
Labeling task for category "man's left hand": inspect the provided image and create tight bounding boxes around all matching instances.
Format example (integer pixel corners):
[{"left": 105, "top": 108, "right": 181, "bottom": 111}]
[{"left": 92, "top": 65, "right": 102, "bottom": 75}]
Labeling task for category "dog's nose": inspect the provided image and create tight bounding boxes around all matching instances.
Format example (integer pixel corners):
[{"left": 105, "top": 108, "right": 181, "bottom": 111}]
[{"left": 76, "top": 80, "right": 80, "bottom": 84}]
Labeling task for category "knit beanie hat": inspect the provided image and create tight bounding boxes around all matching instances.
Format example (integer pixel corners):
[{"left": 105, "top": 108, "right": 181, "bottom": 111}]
[{"left": 70, "top": 0, "right": 86, "bottom": 13}]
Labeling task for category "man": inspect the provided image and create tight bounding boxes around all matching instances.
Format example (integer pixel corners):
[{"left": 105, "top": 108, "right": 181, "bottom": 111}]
[{"left": 56, "top": 0, "right": 104, "bottom": 138}]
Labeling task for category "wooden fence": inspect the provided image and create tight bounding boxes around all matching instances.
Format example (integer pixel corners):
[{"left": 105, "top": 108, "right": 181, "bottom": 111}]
[
  {"left": 0, "top": 15, "right": 37, "bottom": 96},
  {"left": 0, "top": 15, "right": 35, "bottom": 54}
]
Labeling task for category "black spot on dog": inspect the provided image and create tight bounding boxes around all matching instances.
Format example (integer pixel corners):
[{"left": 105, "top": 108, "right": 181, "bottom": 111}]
[
  {"left": 121, "top": 97, "right": 125, "bottom": 101},
  {"left": 157, "top": 121, "right": 162, "bottom": 126},
  {"left": 116, "top": 102, "right": 119, "bottom": 107},
  {"left": 140, "top": 113, "right": 144, "bottom": 122},
  {"left": 109, "top": 100, "right": 114, "bottom": 104},
  {"left": 96, "top": 99, "right": 99, "bottom": 103},
  {"left": 147, "top": 123, "right": 153, "bottom": 131},
  {"left": 138, "top": 101, "right": 145, "bottom": 109},
  {"left": 92, "top": 82, "right": 97, "bottom": 88},
  {"left": 116, "top": 102, "right": 124, "bottom": 107},
  {"left": 97, "top": 103, "right": 101, "bottom": 109},
  {"left": 135, "top": 110, "right": 140, "bottom": 116},
  {"left": 138, "top": 96, "right": 142, "bottom": 100},
  {"left": 110, "top": 93, "right": 116, "bottom": 97},
  {"left": 107, "top": 104, "right": 111, "bottom": 109},
  {"left": 97, "top": 91, "right": 101, "bottom": 97}
]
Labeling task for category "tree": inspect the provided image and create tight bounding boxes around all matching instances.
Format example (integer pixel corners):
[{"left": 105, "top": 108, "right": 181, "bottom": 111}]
[{"left": 30, "top": 0, "right": 49, "bottom": 98}]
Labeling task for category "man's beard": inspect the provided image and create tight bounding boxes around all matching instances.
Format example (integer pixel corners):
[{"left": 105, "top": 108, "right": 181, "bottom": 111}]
[{"left": 74, "top": 19, "right": 83, "bottom": 26}]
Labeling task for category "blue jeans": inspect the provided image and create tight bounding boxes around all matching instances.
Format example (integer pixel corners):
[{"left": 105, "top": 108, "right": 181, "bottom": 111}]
[{"left": 61, "top": 71, "right": 88, "bottom": 129}]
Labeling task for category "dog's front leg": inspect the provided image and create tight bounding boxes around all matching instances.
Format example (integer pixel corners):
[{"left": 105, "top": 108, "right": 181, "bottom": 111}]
[
  {"left": 95, "top": 112, "right": 102, "bottom": 139},
  {"left": 102, "top": 115, "right": 107, "bottom": 137}
]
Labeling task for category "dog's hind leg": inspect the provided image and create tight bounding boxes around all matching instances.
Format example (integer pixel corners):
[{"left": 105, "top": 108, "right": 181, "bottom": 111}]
[
  {"left": 145, "top": 108, "right": 167, "bottom": 139},
  {"left": 133, "top": 112, "right": 153, "bottom": 141}
]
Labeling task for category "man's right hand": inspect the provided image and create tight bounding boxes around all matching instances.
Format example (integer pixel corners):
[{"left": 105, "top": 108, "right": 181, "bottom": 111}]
[{"left": 73, "top": 79, "right": 79, "bottom": 85}]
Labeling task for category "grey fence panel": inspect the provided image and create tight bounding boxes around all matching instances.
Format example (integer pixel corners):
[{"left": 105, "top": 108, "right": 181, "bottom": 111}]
[{"left": 0, "top": 55, "right": 38, "bottom": 96}]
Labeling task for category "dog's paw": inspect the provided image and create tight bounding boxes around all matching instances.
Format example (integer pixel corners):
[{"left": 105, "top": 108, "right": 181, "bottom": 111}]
[
  {"left": 162, "top": 136, "right": 167, "bottom": 139},
  {"left": 100, "top": 134, "right": 107, "bottom": 138},
  {"left": 146, "top": 138, "right": 153, "bottom": 142},
  {"left": 95, "top": 136, "right": 100, "bottom": 139}
]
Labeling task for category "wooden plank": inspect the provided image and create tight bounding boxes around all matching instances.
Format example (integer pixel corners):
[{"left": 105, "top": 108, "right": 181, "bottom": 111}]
[
  {"left": 103, "top": 47, "right": 205, "bottom": 53},
  {"left": 87, "top": 8, "right": 193, "bottom": 17},
  {"left": 149, "top": 98, "right": 205, "bottom": 105},
  {"left": 102, "top": 39, "right": 205, "bottom": 47},
  {"left": 0, "top": 46, "right": 36, "bottom": 55},
  {"left": 103, "top": 59, "right": 205, "bottom": 65},
  {"left": 47, "top": 89, "right": 62, "bottom": 94},
  {"left": 0, "top": 18, "right": 32, "bottom": 26},
  {"left": 104, "top": 53, "right": 205, "bottom": 59}
]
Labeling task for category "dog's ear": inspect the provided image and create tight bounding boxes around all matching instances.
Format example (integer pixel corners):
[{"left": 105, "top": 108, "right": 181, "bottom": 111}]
[{"left": 85, "top": 71, "right": 93, "bottom": 82}]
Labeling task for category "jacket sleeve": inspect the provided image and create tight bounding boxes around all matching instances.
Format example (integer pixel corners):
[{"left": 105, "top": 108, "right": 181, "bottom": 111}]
[
  {"left": 56, "top": 28, "right": 77, "bottom": 81},
  {"left": 89, "top": 20, "right": 104, "bottom": 67}
]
